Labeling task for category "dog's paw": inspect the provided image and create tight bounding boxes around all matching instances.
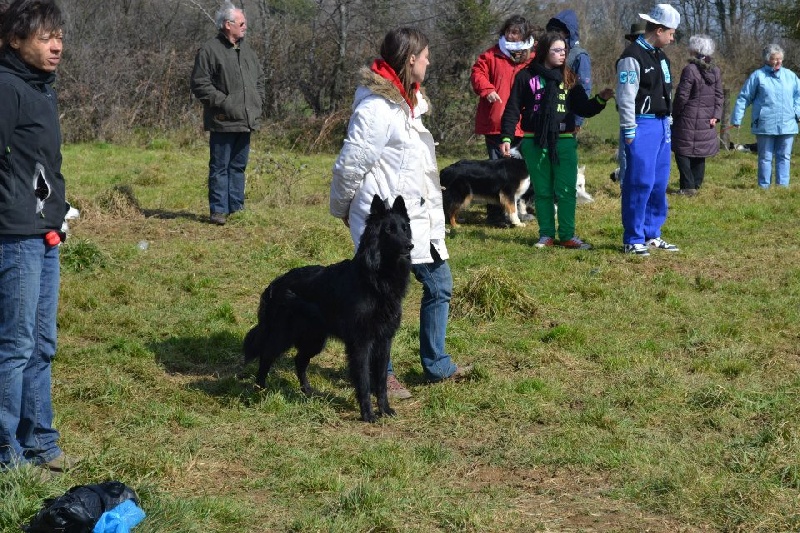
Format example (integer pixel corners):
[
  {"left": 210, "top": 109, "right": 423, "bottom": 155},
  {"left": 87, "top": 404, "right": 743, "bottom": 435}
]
[
  {"left": 380, "top": 407, "right": 397, "bottom": 418},
  {"left": 511, "top": 221, "right": 527, "bottom": 227},
  {"left": 361, "top": 412, "right": 378, "bottom": 423}
]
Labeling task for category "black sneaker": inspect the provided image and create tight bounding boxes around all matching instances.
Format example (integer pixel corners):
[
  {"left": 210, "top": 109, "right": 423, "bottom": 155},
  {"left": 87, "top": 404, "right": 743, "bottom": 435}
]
[{"left": 210, "top": 213, "right": 227, "bottom": 226}]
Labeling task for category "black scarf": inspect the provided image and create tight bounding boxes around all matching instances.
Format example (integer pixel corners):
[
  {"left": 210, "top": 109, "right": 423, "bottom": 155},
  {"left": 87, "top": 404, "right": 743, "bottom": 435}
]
[{"left": 529, "top": 62, "right": 563, "bottom": 163}]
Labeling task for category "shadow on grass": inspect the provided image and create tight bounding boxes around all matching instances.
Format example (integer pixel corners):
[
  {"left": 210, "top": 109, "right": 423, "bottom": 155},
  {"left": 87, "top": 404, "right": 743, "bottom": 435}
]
[
  {"left": 141, "top": 208, "right": 207, "bottom": 222},
  {"left": 148, "top": 331, "right": 357, "bottom": 412}
]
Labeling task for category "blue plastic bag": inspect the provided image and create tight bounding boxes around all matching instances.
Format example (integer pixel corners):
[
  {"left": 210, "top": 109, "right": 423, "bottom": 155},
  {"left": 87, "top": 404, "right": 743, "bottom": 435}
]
[{"left": 92, "top": 499, "right": 146, "bottom": 533}]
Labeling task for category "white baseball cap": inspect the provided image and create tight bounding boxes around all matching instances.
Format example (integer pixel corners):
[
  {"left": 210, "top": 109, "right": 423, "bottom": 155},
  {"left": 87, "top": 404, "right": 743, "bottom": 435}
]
[{"left": 640, "top": 4, "right": 680, "bottom": 29}]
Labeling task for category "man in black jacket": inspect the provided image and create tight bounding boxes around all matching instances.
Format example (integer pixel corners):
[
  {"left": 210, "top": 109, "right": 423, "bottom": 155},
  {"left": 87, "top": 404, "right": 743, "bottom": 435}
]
[
  {"left": 0, "top": 0, "right": 76, "bottom": 474},
  {"left": 191, "top": 2, "right": 265, "bottom": 226}
]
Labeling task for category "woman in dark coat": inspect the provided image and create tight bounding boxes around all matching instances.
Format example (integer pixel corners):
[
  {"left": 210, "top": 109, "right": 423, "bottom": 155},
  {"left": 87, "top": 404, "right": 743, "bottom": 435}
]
[{"left": 671, "top": 34, "right": 723, "bottom": 195}]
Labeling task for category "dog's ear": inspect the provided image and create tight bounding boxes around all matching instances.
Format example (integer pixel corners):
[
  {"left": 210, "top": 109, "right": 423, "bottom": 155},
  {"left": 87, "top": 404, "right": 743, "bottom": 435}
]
[
  {"left": 391, "top": 195, "right": 408, "bottom": 218},
  {"left": 370, "top": 195, "right": 388, "bottom": 216}
]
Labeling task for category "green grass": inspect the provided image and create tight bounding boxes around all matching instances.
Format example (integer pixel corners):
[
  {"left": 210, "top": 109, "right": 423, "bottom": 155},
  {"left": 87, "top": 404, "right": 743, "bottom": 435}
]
[{"left": 2, "top": 124, "right": 799, "bottom": 532}]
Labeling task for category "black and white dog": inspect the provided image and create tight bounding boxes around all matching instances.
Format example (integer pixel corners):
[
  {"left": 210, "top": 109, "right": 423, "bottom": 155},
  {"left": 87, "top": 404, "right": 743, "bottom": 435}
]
[{"left": 440, "top": 149, "right": 531, "bottom": 228}]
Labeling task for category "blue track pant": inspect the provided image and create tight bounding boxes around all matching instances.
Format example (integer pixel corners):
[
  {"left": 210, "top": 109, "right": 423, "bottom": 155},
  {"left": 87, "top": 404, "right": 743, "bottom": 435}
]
[{"left": 621, "top": 116, "right": 671, "bottom": 244}]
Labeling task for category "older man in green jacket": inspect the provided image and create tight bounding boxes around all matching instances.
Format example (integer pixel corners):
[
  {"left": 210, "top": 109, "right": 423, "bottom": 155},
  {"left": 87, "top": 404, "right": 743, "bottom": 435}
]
[{"left": 191, "top": 1, "right": 265, "bottom": 225}]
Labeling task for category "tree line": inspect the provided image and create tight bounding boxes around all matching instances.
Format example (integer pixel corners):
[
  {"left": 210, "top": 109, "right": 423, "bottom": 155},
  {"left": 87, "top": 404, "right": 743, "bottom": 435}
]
[{"left": 54, "top": 0, "right": 798, "bottom": 151}]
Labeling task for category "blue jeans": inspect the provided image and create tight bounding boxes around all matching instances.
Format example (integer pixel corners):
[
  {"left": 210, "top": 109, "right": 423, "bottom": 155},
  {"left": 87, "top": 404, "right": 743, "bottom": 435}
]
[
  {"left": 387, "top": 250, "right": 457, "bottom": 381},
  {"left": 208, "top": 131, "right": 250, "bottom": 215},
  {"left": 621, "top": 117, "right": 672, "bottom": 244},
  {"left": 756, "top": 134, "right": 794, "bottom": 188},
  {"left": 0, "top": 236, "right": 62, "bottom": 467}
]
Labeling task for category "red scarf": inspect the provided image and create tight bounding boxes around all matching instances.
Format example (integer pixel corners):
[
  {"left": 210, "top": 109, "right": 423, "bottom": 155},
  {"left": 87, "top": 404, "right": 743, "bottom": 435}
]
[{"left": 370, "top": 59, "right": 419, "bottom": 117}]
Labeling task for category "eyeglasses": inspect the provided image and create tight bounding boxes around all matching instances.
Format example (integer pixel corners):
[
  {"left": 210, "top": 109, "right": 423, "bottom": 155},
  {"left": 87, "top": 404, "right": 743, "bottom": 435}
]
[
  {"left": 228, "top": 20, "right": 246, "bottom": 27},
  {"left": 549, "top": 48, "right": 566, "bottom": 54}
]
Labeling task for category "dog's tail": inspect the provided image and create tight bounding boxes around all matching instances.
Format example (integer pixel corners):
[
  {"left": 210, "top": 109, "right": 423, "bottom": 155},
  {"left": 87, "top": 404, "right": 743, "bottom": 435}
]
[{"left": 242, "top": 324, "right": 264, "bottom": 363}]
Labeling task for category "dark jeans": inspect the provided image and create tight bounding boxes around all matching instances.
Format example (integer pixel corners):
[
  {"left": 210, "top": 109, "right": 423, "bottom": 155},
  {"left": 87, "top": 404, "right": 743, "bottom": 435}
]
[
  {"left": 208, "top": 131, "right": 250, "bottom": 215},
  {"left": 674, "top": 155, "right": 706, "bottom": 190}
]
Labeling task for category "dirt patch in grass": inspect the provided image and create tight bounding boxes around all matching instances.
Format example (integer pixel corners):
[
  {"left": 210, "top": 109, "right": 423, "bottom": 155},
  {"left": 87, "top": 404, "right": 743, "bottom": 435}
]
[{"left": 462, "top": 466, "right": 708, "bottom": 532}]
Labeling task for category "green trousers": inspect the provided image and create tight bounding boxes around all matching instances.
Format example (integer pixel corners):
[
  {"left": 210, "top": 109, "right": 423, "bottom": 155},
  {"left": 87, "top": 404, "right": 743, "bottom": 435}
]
[{"left": 520, "top": 136, "right": 579, "bottom": 242}]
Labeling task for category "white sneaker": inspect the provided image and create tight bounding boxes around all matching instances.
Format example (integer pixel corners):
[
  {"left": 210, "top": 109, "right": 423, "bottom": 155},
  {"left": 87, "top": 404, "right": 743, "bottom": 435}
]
[
  {"left": 646, "top": 237, "right": 680, "bottom": 252},
  {"left": 623, "top": 243, "right": 650, "bottom": 256}
]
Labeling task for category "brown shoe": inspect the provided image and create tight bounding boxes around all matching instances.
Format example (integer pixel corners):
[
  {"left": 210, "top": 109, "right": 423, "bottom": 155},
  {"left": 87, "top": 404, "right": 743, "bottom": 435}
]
[
  {"left": 41, "top": 453, "right": 79, "bottom": 473},
  {"left": 446, "top": 364, "right": 473, "bottom": 381},
  {"left": 210, "top": 212, "right": 227, "bottom": 226},
  {"left": 387, "top": 374, "right": 412, "bottom": 400}
]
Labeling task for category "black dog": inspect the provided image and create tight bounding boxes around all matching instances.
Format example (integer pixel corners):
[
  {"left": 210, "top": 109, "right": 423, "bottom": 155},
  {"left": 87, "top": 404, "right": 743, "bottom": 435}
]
[
  {"left": 243, "top": 195, "right": 413, "bottom": 422},
  {"left": 440, "top": 150, "right": 531, "bottom": 228}
]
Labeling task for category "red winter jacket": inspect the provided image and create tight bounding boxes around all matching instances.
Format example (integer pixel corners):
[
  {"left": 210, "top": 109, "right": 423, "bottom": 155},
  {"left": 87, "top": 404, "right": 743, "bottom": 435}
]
[{"left": 471, "top": 45, "right": 532, "bottom": 136}]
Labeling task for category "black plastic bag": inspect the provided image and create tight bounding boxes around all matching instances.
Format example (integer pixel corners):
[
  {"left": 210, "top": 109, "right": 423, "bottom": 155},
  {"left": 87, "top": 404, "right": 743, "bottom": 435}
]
[{"left": 23, "top": 481, "right": 139, "bottom": 533}]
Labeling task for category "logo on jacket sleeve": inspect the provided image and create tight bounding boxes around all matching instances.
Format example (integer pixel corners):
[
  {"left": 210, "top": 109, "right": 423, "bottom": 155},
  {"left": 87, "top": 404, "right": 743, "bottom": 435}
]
[{"left": 619, "top": 71, "right": 638, "bottom": 85}]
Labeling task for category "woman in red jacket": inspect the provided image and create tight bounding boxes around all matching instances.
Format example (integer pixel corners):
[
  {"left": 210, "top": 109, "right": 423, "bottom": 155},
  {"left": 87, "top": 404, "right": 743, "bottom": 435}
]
[{"left": 470, "top": 15, "right": 535, "bottom": 226}]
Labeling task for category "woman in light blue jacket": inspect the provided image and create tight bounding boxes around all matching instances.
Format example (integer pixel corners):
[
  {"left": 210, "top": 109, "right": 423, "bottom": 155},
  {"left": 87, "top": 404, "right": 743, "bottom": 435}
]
[{"left": 731, "top": 44, "right": 800, "bottom": 188}]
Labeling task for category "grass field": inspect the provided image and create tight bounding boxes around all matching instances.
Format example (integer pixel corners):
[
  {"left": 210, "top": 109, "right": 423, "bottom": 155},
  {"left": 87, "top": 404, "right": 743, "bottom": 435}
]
[{"left": 1, "top": 111, "right": 798, "bottom": 532}]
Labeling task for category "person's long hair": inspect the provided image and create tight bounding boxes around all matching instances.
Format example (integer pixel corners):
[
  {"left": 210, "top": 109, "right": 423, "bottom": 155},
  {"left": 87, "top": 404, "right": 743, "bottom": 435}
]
[
  {"left": 379, "top": 27, "right": 428, "bottom": 108},
  {"left": 532, "top": 31, "right": 576, "bottom": 90}
]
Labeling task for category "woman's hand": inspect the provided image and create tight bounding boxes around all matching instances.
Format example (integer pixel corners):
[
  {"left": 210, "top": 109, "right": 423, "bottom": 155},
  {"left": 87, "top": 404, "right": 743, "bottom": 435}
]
[
  {"left": 598, "top": 88, "right": 615, "bottom": 101},
  {"left": 486, "top": 91, "right": 502, "bottom": 104}
]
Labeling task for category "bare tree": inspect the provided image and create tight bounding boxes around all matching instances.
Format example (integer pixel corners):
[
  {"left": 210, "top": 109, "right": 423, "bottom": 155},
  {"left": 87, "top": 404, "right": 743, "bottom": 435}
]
[{"left": 51, "top": 0, "right": 798, "bottom": 148}]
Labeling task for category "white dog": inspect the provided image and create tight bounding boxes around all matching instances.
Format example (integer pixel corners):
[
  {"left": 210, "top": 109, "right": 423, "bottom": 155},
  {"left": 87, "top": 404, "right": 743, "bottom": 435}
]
[{"left": 576, "top": 165, "right": 594, "bottom": 204}]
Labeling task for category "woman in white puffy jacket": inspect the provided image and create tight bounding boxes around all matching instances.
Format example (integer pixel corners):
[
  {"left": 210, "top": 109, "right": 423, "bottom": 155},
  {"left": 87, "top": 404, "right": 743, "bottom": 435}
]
[{"left": 330, "top": 28, "right": 471, "bottom": 398}]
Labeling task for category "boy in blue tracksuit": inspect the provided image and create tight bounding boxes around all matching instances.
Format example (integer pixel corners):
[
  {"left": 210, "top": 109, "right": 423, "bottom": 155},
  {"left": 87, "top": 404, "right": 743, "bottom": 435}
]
[{"left": 616, "top": 4, "right": 681, "bottom": 256}]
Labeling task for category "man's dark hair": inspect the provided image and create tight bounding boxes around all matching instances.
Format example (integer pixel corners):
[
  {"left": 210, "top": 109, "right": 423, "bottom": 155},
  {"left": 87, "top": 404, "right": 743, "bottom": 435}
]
[{"left": 0, "top": 0, "right": 64, "bottom": 52}]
